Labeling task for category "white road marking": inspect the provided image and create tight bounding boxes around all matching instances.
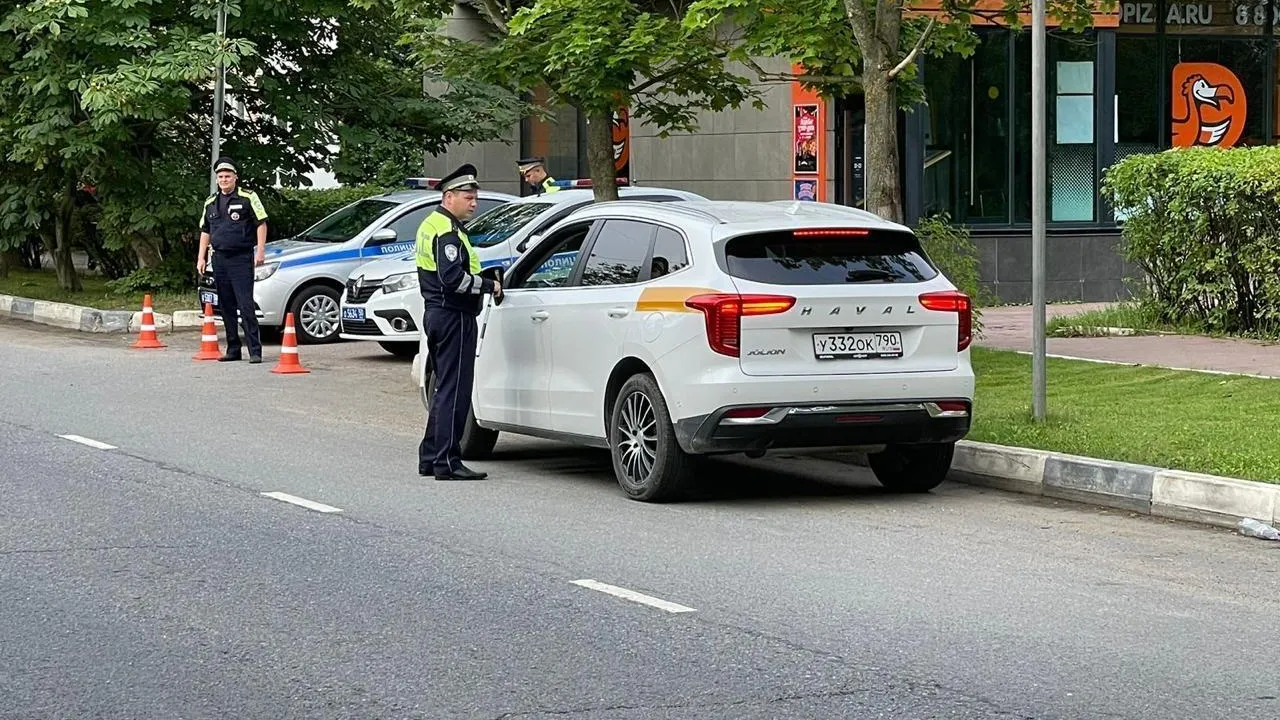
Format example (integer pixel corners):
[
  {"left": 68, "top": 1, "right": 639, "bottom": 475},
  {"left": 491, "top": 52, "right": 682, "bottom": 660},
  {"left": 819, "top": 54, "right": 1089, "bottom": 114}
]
[
  {"left": 571, "top": 579, "right": 696, "bottom": 613},
  {"left": 259, "top": 492, "right": 343, "bottom": 514},
  {"left": 57, "top": 435, "right": 117, "bottom": 450}
]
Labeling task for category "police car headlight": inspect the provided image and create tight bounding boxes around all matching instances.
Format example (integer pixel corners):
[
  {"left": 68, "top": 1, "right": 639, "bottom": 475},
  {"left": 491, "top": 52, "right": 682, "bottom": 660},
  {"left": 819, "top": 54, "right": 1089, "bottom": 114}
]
[
  {"left": 254, "top": 262, "right": 279, "bottom": 281},
  {"left": 381, "top": 272, "right": 418, "bottom": 294}
]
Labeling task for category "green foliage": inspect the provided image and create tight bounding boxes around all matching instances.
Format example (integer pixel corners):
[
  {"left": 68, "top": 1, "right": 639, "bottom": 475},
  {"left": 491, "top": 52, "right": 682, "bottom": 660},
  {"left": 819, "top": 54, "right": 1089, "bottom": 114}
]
[
  {"left": 915, "top": 213, "right": 992, "bottom": 329},
  {"left": 1102, "top": 146, "right": 1280, "bottom": 336},
  {"left": 265, "top": 185, "right": 395, "bottom": 241},
  {"left": 107, "top": 254, "right": 193, "bottom": 295}
]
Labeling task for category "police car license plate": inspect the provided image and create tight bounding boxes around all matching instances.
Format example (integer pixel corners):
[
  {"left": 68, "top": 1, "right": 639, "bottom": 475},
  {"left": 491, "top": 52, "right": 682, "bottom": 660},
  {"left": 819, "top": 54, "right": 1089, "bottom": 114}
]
[
  {"left": 813, "top": 331, "right": 903, "bottom": 360},
  {"left": 200, "top": 290, "right": 217, "bottom": 306},
  {"left": 342, "top": 306, "right": 365, "bottom": 322}
]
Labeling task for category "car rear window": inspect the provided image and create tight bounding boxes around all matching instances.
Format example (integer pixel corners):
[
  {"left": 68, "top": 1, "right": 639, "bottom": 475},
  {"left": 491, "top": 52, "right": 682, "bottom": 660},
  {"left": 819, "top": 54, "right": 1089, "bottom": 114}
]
[{"left": 723, "top": 230, "right": 938, "bottom": 285}]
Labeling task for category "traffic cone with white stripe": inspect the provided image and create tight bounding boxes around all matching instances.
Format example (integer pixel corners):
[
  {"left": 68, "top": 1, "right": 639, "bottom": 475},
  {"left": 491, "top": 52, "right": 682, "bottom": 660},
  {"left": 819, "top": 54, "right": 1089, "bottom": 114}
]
[
  {"left": 130, "top": 294, "right": 166, "bottom": 349},
  {"left": 270, "top": 312, "right": 310, "bottom": 374},
  {"left": 192, "top": 303, "right": 222, "bottom": 361}
]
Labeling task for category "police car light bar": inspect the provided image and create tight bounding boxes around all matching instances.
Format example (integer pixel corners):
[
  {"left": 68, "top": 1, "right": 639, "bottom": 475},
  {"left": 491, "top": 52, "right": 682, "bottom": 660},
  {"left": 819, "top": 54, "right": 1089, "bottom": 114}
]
[
  {"left": 404, "top": 177, "right": 440, "bottom": 189},
  {"left": 549, "top": 178, "right": 630, "bottom": 189}
]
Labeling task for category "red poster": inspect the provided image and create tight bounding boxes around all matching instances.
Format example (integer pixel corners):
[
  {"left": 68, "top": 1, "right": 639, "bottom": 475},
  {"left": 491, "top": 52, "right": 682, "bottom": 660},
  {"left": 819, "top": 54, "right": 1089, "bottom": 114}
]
[{"left": 793, "top": 104, "right": 819, "bottom": 175}]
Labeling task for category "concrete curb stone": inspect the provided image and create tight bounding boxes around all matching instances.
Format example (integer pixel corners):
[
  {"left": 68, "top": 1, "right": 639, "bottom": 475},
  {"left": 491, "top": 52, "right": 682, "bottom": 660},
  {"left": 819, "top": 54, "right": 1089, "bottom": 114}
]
[
  {"left": 839, "top": 440, "right": 1277, "bottom": 531},
  {"left": 0, "top": 293, "right": 197, "bottom": 334}
]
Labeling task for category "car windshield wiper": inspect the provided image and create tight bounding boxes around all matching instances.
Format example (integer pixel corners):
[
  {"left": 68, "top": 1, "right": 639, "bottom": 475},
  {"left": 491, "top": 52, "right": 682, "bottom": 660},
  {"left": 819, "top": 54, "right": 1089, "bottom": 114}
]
[{"left": 845, "top": 269, "right": 894, "bottom": 282}]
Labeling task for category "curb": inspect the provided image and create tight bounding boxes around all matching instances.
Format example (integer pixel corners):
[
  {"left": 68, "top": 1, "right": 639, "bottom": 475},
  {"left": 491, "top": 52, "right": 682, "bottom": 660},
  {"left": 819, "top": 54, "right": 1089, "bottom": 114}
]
[
  {"left": 834, "top": 440, "right": 1279, "bottom": 530},
  {"left": 0, "top": 294, "right": 203, "bottom": 334}
]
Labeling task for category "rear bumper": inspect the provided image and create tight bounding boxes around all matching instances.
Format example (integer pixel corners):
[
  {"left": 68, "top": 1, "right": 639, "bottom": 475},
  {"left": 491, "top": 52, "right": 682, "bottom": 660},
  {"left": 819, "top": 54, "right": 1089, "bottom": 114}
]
[{"left": 673, "top": 399, "right": 972, "bottom": 455}]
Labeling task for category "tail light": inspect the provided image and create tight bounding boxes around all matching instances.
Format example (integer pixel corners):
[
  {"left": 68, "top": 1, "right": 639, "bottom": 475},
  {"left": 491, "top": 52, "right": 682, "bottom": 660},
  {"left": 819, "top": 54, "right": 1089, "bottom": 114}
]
[
  {"left": 685, "top": 293, "right": 795, "bottom": 357},
  {"left": 919, "top": 290, "right": 972, "bottom": 351}
]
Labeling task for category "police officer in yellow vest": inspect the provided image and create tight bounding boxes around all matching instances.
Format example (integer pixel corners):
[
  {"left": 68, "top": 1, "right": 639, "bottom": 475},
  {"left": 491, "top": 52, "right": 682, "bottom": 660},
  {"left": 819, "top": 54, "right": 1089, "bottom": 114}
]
[
  {"left": 517, "top": 157, "right": 560, "bottom": 196},
  {"left": 416, "top": 164, "right": 502, "bottom": 481}
]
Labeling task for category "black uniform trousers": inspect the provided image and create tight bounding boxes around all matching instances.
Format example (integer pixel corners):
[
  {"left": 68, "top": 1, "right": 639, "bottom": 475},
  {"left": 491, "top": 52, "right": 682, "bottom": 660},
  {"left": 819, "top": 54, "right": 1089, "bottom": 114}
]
[
  {"left": 418, "top": 307, "right": 478, "bottom": 475},
  {"left": 212, "top": 250, "right": 262, "bottom": 358}
]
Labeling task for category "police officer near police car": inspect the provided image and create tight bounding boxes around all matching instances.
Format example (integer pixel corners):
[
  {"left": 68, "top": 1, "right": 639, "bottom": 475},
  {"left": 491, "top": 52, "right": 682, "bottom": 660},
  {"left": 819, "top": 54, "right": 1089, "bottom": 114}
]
[
  {"left": 416, "top": 164, "right": 502, "bottom": 481},
  {"left": 196, "top": 157, "right": 269, "bottom": 363},
  {"left": 516, "top": 157, "right": 559, "bottom": 196}
]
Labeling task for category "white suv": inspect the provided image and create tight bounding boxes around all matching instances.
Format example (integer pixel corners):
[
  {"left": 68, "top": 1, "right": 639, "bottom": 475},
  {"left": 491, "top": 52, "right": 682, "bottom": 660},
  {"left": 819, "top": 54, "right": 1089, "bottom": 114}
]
[{"left": 417, "top": 200, "right": 975, "bottom": 501}]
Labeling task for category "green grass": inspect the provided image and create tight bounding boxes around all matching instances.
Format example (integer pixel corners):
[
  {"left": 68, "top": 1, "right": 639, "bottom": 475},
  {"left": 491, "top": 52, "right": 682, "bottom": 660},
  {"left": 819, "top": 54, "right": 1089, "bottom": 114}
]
[
  {"left": 0, "top": 268, "right": 196, "bottom": 315},
  {"left": 1046, "top": 301, "right": 1280, "bottom": 342},
  {"left": 971, "top": 347, "right": 1280, "bottom": 483}
]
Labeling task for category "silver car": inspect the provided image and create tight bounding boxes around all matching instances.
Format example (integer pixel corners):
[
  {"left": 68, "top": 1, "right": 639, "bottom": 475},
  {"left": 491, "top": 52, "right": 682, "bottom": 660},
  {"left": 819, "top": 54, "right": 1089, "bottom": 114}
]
[{"left": 198, "top": 187, "right": 516, "bottom": 343}]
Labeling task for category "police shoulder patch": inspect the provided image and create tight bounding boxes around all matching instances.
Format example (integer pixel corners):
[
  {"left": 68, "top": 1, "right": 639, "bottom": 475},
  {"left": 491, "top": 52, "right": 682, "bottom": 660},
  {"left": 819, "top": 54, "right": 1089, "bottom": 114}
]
[{"left": 444, "top": 244, "right": 459, "bottom": 262}]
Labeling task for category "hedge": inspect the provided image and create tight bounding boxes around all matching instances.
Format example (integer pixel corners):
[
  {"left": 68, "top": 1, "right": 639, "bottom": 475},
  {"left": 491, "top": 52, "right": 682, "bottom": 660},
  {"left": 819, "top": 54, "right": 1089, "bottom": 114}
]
[
  {"left": 261, "top": 184, "right": 397, "bottom": 241},
  {"left": 1103, "top": 146, "right": 1280, "bottom": 336}
]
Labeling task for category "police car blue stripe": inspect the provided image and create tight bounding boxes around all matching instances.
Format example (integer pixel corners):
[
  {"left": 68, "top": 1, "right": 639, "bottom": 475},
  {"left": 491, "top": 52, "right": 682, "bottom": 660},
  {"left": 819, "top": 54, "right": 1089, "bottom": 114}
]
[{"left": 277, "top": 242, "right": 418, "bottom": 270}]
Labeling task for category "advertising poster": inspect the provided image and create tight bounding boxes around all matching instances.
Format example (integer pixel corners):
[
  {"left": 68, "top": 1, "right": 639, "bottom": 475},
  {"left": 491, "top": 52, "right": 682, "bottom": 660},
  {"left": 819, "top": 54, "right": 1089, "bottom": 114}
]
[
  {"left": 794, "top": 179, "right": 817, "bottom": 202},
  {"left": 793, "top": 104, "right": 819, "bottom": 174},
  {"left": 612, "top": 107, "right": 631, "bottom": 183}
]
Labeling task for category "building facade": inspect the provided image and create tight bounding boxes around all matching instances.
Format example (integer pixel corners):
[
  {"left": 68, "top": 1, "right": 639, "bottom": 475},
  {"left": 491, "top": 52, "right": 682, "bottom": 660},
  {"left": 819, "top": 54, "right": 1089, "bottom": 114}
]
[{"left": 426, "top": 1, "right": 1273, "bottom": 303}]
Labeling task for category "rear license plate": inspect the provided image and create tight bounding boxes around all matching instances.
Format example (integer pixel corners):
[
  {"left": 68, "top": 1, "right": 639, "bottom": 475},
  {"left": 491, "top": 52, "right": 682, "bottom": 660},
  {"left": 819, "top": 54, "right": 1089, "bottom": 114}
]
[
  {"left": 199, "top": 290, "right": 218, "bottom": 306},
  {"left": 813, "top": 332, "right": 903, "bottom": 360},
  {"left": 342, "top": 306, "right": 366, "bottom": 322}
]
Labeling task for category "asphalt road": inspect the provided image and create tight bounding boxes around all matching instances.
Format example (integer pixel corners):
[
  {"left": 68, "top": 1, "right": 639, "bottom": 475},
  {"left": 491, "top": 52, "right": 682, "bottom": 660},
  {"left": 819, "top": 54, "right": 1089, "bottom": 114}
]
[{"left": 2, "top": 318, "right": 1279, "bottom": 719}]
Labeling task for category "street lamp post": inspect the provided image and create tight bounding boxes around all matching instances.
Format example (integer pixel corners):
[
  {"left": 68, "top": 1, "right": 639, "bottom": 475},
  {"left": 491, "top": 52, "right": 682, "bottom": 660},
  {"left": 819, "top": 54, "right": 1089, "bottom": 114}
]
[
  {"left": 208, "top": 2, "right": 228, "bottom": 194},
  {"left": 1031, "top": 0, "right": 1048, "bottom": 421}
]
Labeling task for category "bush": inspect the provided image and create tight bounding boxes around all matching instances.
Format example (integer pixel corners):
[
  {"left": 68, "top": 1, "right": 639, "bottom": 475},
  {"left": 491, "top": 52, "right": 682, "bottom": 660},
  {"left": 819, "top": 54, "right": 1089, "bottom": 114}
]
[
  {"left": 1103, "top": 146, "right": 1280, "bottom": 336},
  {"left": 262, "top": 184, "right": 396, "bottom": 241},
  {"left": 915, "top": 213, "right": 992, "bottom": 333}
]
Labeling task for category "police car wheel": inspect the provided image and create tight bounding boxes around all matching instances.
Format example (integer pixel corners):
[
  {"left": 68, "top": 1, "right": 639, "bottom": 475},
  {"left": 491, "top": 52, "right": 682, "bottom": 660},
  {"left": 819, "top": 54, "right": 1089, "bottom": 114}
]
[
  {"left": 379, "top": 342, "right": 418, "bottom": 358},
  {"left": 288, "top": 285, "right": 342, "bottom": 344},
  {"left": 425, "top": 372, "right": 500, "bottom": 460},
  {"left": 608, "top": 373, "right": 694, "bottom": 503}
]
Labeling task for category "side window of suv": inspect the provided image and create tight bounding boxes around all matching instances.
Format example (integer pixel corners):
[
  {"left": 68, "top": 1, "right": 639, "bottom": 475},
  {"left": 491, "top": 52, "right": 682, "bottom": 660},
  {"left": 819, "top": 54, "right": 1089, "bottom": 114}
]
[
  {"left": 508, "top": 222, "right": 594, "bottom": 290},
  {"left": 647, "top": 226, "right": 690, "bottom": 280},
  {"left": 579, "top": 220, "right": 656, "bottom": 287},
  {"left": 387, "top": 205, "right": 434, "bottom": 242}
]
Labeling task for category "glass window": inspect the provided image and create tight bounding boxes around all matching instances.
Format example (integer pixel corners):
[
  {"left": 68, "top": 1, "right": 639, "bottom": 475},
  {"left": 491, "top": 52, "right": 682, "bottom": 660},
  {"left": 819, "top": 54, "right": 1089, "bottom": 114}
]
[
  {"left": 648, "top": 227, "right": 689, "bottom": 279},
  {"left": 1166, "top": 37, "right": 1268, "bottom": 148},
  {"left": 1049, "top": 34, "right": 1098, "bottom": 222},
  {"left": 386, "top": 205, "right": 434, "bottom": 243},
  {"left": 297, "top": 198, "right": 399, "bottom": 243},
  {"left": 971, "top": 31, "right": 1013, "bottom": 224},
  {"left": 1116, "top": 35, "right": 1161, "bottom": 161},
  {"left": 922, "top": 52, "right": 965, "bottom": 220},
  {"left": 723, "top": 230, "right": 938, "bottom": 286},
  {"left": 511, "top": 223, "right": 593, "bottom": 289},
  {"left": 464, "top": 201, "right": 556, "bottom": 248},
  {"left": 579, "top": 220, "right": 655, "bottom": 287}
]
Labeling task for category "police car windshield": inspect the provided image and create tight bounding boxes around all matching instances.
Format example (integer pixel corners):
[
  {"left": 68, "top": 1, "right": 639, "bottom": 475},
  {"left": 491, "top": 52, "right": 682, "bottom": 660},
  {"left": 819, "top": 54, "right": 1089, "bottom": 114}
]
[
  {"left": 298, "top": 198, "right": 401, "bottom": 243},
  {"left": 465, "top": 202, "right": 555, "bottom": 248}
]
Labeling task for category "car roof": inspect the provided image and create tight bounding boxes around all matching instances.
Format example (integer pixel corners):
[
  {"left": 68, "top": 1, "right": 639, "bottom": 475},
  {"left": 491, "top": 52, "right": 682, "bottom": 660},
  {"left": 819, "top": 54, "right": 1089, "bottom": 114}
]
[
  {"left": 505, "top": 186, "right": 708, "bottom": 207},
  {"left": 366, "top": 189, "right": 518, "bottom": 204},
  {"left": 562, "top": 199, "right": 909, "bottom": 236}
]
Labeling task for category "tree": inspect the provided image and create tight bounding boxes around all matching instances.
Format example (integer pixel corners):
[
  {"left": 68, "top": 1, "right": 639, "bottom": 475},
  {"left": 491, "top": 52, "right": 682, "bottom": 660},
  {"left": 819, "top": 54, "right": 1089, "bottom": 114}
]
[
  {"left": 0, "top": 0, "right": 516, "bottom": 292},
  {"left": 689, "top": 0, "right": 1100, "bottom": 223},
  {"left": 401, "top": 0, "right": 762, "bottom": 200}
]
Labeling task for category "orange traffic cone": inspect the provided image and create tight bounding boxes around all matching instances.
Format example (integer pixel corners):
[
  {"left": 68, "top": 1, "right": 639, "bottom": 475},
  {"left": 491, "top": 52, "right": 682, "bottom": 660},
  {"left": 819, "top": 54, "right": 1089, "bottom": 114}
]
[
  {"left": 192, "top": 303, "right": 222, "bottom": 361},
  {"left": 271, "top": 312, "right": 310, "bottom": 374},
  {"left": 130, "top": 294, "right": 167, "bottom": 349}
]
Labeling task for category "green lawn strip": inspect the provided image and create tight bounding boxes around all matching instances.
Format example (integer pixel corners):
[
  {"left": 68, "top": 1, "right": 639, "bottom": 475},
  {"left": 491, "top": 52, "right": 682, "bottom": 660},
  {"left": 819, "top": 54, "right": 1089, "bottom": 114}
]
[
  {"left": 971, "top": 347, "right": 1280, "bottom": 484},
  {"left": 0, "top": 269, "right": 196, "bottom": 315},
  {"left": 1046, "top": 302, "right": 1280, "bottom": 343}
]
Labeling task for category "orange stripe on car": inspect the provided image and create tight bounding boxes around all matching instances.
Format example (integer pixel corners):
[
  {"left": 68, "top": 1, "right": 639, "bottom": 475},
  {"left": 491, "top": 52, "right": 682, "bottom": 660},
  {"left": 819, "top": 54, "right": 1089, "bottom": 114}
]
[{"left": 635, "top": 286, "right": 720, "bottom": 313}]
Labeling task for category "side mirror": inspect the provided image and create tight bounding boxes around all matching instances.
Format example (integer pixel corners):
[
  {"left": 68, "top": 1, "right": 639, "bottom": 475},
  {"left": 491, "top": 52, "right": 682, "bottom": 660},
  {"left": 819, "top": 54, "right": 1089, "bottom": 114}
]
[
  {"left": 369, "top": 227, "right": 397, "bottom": 244},
  {"left": 517, "top": 233, "right": 542, "bottom": 254}
]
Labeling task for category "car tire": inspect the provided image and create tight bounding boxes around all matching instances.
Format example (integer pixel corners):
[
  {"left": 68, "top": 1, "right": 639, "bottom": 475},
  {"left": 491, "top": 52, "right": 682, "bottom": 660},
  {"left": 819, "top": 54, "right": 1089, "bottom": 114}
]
[
  {"left": 288, "top": 285, "right": 342, "bottom": 344},
  {"left": 425, "top": 371, "right": 499, "bottom": 460},
  {"left": 608, "top": 373, "right": 694, "bottom": 502},
  {"left": 868, "top": 442, "right": 956, "bottom": 493},
  {"left": 379, "top": 341, "right": 418, "bottom": 358}
]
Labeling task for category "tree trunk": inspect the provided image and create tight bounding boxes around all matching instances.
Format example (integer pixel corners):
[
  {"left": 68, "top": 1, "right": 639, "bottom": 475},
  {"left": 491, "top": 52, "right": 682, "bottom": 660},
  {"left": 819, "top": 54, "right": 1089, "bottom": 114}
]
[
  {"left": 51, "top": 186, "right": 82, "bottom": 292},
  {"left": 862, "top": 68, "right": 903, "bottom": 224},
  {"left": 585, "top": 109, "right": 620, "bottom": 202},
  {"left": 132, "top": 237, "right": 163, "bottom": 269},
  {"left": 0, "top": 249, "right": 18, "bottom": 278}
]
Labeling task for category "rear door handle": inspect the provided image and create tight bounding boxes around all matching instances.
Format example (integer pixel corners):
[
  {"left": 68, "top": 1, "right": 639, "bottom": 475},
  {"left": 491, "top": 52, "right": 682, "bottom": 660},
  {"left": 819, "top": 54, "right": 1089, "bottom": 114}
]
[
  {"left": 530, "top": 311, "right": 550, "bottom": 322},
  {"left": 607, "top": 307, "right": 630, "bottom": 318}
]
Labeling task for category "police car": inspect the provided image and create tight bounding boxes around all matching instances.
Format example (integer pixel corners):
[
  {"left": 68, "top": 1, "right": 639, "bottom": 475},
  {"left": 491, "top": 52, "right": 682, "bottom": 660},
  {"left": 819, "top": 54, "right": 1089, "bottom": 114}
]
[
  {"left": 412, "top": 200, "right": 976, "bottom": 502},
  {"left": 198, "top": 186, "right": 517, "bottom": 344},
  {"left": 339, "top": 180, "right": 706, "bottom": 354}
]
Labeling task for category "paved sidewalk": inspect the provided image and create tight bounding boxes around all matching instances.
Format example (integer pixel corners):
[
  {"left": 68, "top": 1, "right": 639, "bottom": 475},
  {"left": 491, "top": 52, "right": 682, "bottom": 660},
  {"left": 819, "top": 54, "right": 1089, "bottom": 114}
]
[{"left": 978, "top": 303, "right": 1280, "bottom": 379}]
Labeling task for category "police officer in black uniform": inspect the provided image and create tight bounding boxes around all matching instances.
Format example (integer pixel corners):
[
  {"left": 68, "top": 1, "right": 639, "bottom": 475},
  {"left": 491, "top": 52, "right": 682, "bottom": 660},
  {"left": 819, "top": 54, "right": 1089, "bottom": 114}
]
[
  {"left": 197, "top": 157, "right": 269, "bottom": 363},
  {"left": 516, "top": 157, "right": 560, "bottom": 196},
  {"left": 417, "top": 164, "right": 502, "bottom": 481}
]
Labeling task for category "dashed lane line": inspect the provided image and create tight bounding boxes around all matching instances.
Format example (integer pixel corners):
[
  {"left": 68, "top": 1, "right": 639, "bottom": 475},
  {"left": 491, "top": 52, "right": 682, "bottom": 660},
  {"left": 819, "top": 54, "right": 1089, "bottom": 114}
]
[
  {"left": 57, "top": 434, "right": 117, "bottom": 450},
  {"left": 260, "top": 491, "right": 344, "bottom": 514},
  {"left": 571, "top": 579, "right": 697, "bottom": 613}
]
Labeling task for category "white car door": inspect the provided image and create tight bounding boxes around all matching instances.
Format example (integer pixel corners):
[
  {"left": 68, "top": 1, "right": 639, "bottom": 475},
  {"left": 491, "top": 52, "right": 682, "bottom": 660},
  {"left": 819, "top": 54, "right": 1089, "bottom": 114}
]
[
  {"left": 473, "top": 220, "right": 597, "bottom": 431},
  {"left": 546, "top": 219, "right": 660, "bottom": 440}
]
